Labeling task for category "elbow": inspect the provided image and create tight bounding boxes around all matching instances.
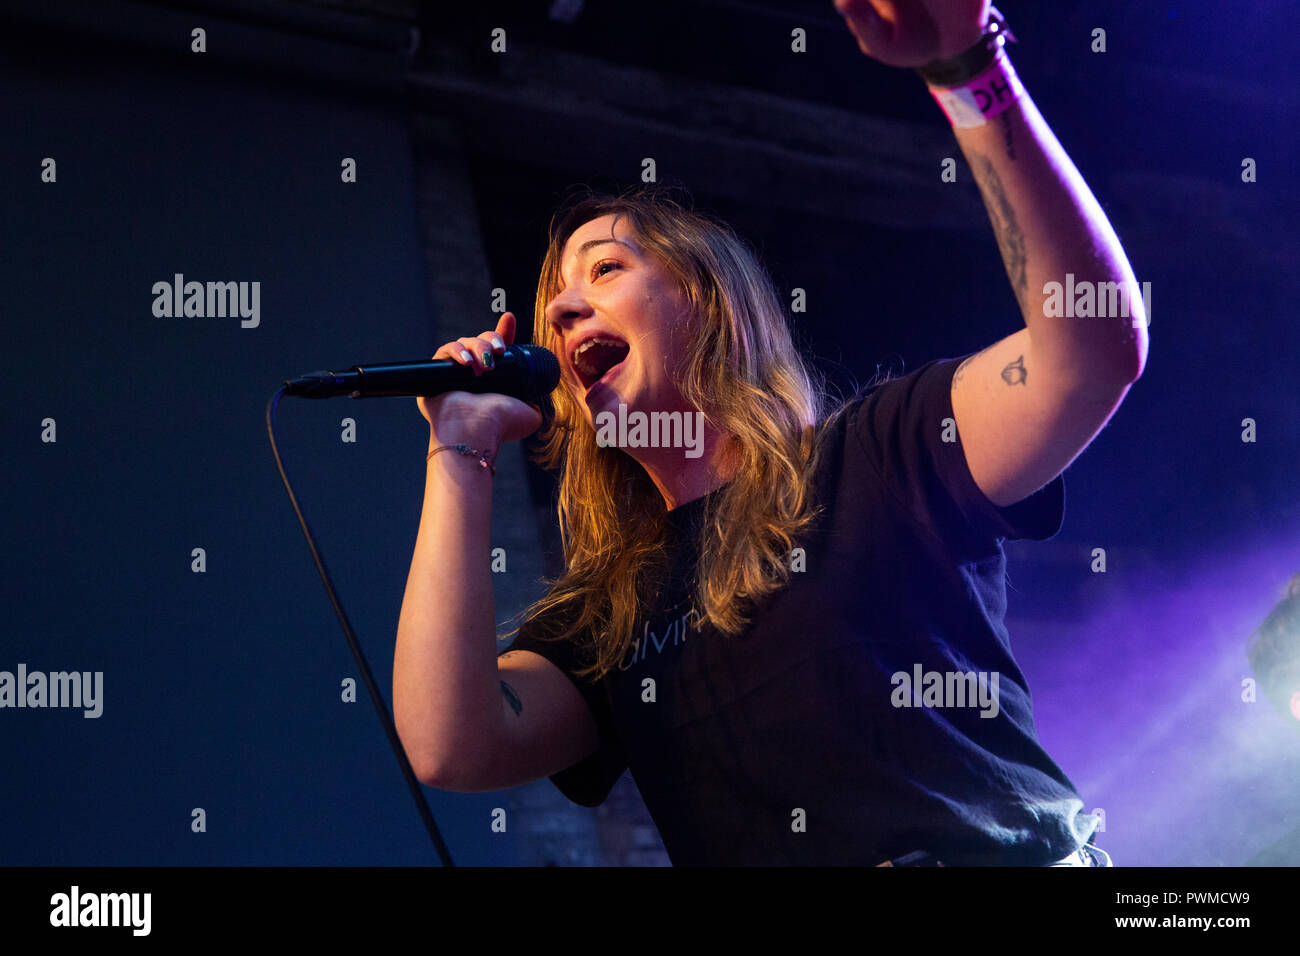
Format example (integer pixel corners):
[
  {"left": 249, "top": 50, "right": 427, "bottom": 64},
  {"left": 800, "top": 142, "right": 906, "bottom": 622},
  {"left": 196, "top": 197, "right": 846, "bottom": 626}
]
[
  {"left": 1122, "top": 303, "right": 1151, "bottom": 383},
  {"left": 1124, "top": 323, "right": 1149, "bottom": 384},
  {"left": 1111, "top": 345, "right": 1146, "bottom": 388},
  {"left": 392, "top": 679, "right": 495, "bottom": 791},
  {"left": 394, "top": 719, "right": 494, "bottom": 793},
  {"left": 401, "top": 735, "right": 485, "bottom": 791},
  {"left": 1092, "top": 331, "right": 1148, "bottom": 391},
  {"left": 408, "top": 751, "right": 445, "bottom": 789},
  {"left": 393, "top": 685, "right": 452, "bottom": 788},
  {"left": 414, "top": 756, "right": 485, "bottom": 792},
  {"left": 1037, "top": 320, "right": 1149, "bottom": 391},
  {"left": 394, "top": 717, "right": 452, "bottom": 789},
  {"left": 398, "top": 734, "right": 441, "bottom": 788},
  {"left": 407, "top": 749, "right": 462, "bottom": 790}
]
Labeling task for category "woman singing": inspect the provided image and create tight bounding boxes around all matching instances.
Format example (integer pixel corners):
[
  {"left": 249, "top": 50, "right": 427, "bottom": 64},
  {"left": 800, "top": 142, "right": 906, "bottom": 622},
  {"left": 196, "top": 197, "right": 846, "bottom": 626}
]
[{"left": 394, "top": 0, "right": 1146, "bottom": 866}]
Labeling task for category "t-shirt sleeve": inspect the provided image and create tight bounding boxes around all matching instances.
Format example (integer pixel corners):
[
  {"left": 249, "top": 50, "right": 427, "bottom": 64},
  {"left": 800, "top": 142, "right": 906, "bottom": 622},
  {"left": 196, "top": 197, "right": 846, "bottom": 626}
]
[
  {"left": 498, "top": 618, "right": 628, "bottom": 808},
  {"left": 851, "top": 354, "right": 1065, "bottom": 545}
]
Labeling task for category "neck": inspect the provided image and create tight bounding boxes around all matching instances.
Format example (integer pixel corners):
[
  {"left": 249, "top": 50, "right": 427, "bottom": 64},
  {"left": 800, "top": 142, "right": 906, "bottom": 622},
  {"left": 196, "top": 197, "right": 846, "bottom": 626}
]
[{"left": 633, "top": 421, "right": 738, "bottom": 511}]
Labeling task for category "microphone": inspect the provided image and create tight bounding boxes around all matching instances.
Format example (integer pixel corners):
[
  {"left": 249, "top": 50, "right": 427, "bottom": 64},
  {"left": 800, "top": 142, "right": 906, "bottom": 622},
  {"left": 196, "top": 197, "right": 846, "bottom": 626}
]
[{"left": 282, "top": 344, "right": 560, "bottom": 402}]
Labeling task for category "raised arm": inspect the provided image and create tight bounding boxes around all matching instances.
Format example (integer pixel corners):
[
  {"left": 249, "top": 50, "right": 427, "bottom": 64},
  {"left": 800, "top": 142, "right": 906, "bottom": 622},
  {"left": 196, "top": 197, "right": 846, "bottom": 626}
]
[{"left": 835, "top": 1, "right": 1149, "bottom": 507}]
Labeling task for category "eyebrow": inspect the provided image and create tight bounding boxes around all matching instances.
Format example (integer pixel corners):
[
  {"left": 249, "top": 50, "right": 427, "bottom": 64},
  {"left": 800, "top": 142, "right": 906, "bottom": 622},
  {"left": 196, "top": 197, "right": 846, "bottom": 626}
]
[
  {"left": 573, "top": 237, "right": 629, "bottom": 264},
  {"left": 576, "top": 238, "right": 621, "bottom": 257},
  {"left": 562, "top": 237, "right": 633, "bottom": 282}
]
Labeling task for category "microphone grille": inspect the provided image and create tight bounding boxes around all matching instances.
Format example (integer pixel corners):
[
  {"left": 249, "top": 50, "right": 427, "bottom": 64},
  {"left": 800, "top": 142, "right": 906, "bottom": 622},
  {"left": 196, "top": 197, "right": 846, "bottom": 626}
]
[{"left": 516, "top": 344, "right": 560, "bottom": 392}]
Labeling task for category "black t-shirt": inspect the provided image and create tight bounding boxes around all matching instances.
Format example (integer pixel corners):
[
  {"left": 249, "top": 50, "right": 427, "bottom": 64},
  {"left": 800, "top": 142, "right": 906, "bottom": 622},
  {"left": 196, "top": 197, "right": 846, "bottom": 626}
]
[{"left": 500, "top": 354, "right": 1099, "bottom": 865}]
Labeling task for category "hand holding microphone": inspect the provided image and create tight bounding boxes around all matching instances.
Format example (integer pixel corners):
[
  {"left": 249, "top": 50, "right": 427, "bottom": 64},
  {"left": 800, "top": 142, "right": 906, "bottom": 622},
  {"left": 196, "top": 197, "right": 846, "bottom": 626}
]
[
  {"left": 419, "top": 312, "right": 548, "bottom": 452},
  {"left": 281, "top": 311, "right": 559, "bottom": 456}
]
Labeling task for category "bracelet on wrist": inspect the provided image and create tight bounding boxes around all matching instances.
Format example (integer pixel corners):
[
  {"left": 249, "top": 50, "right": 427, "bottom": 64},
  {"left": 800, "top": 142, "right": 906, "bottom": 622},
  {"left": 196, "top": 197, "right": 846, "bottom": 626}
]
[
  {"left": 915, "top": 6, "right": 1015, "bottom": 89},
  {"left": 427, "top": 442, "right": 496, "bottom": 476}
]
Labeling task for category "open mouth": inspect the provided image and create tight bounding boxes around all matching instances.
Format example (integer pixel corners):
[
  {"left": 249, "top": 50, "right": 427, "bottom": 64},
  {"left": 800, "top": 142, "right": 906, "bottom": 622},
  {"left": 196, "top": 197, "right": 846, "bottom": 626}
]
[{"left": 572, "top": 336, "right": 631, "bottom": 391}]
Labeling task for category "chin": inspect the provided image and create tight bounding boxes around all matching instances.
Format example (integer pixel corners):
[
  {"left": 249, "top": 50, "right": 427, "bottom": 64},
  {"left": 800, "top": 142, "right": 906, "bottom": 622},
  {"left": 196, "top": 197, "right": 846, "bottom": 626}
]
[{"left": 582, "top": 386, "right": 626, "bottom": 420}]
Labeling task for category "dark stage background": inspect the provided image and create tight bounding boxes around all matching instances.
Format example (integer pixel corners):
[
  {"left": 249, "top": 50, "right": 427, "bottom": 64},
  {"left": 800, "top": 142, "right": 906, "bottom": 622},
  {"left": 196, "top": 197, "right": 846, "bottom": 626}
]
[{"left": 3, "top": 0, "right": 1298, "bottom": 866}]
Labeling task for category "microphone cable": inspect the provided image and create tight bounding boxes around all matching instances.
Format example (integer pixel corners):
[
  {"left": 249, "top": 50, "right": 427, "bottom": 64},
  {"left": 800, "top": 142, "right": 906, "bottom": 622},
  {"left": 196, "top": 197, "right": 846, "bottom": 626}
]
[{"left": 265, "top": 385, "right": 454, "bottom": 866}]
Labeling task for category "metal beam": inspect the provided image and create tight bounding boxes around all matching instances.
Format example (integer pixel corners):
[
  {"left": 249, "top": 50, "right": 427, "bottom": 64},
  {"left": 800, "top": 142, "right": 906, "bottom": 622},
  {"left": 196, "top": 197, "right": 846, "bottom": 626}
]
[{"left": 406, "top": 40, "right": 988, "bottom": 232}]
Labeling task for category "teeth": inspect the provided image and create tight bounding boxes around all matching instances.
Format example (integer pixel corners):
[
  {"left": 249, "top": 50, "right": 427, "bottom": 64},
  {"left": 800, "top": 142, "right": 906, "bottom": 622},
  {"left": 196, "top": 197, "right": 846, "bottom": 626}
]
[
  {"left": 572, "top": 336, "right": 628, "bottom": 378},
  {"left": 574, "top": 336, "right": 624, "bottom": 357}
]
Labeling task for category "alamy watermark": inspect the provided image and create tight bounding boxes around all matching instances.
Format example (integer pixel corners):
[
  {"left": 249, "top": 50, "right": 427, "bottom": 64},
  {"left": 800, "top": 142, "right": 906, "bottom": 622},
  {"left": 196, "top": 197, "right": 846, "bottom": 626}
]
[
  {"left": 594, "top": 403, "right": 705, "bottom": 459},
  {"left": 0, "top": 664, "right": 102, "bottom": 718},
  {"left": 151, "top": 273, "right": 260, "bottom": 328},
  {"left": 891, "top": 664, "right": 1000, "bottom": 718},
  {"left": 1043, "top": 273, "right": 1151, "bottom": 327},
  {"left": 50, "top": 886, "right": 150, "bottom": 936}
]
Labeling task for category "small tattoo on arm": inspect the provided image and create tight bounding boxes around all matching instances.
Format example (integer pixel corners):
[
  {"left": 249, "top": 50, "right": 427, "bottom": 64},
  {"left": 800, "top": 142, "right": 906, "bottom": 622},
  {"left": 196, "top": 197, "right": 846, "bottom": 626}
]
[
  {"left": 1001, "top": 355, "right": 1027, "bottom": 385},
  {"left": 500, "top": 680, "right": 522, "bottom": 716}
]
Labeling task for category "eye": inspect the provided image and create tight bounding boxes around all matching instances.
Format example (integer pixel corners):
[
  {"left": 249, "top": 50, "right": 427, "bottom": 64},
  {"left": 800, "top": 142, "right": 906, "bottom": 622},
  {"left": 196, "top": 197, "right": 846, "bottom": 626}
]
[{"left": 591, "top": 259, "right": 620, "bottom": 280}]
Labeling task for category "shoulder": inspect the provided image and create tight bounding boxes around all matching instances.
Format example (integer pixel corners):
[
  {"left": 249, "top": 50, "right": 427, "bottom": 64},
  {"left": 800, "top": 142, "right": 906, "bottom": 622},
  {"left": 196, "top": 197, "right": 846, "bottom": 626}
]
[{"left": 838, "top": 354, "right": 1064, "bottom": 544}]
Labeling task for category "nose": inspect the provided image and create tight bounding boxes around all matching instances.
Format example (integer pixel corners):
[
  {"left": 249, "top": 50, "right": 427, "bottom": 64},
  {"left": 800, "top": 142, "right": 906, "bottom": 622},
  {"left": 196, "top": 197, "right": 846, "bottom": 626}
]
[{"left": 545, "top": 287, "right": 593, "bottom": 338}]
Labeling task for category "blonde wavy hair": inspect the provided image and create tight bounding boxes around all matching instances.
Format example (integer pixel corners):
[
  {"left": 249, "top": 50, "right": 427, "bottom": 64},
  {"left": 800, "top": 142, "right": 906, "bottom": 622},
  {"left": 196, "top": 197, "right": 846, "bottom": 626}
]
[{"left": 506, "top": 183, "right": 852, "bottom": 680}]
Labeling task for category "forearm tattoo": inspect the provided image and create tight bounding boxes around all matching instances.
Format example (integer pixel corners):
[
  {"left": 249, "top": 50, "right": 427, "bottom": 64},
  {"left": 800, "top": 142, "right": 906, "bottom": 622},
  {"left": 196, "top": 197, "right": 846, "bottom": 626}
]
[
  {"left": 971, "top": 153, "right": 1029, "bottom": 317},
  {"left": 500, "top": 680, "right": 522, "bottom": 716}
]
